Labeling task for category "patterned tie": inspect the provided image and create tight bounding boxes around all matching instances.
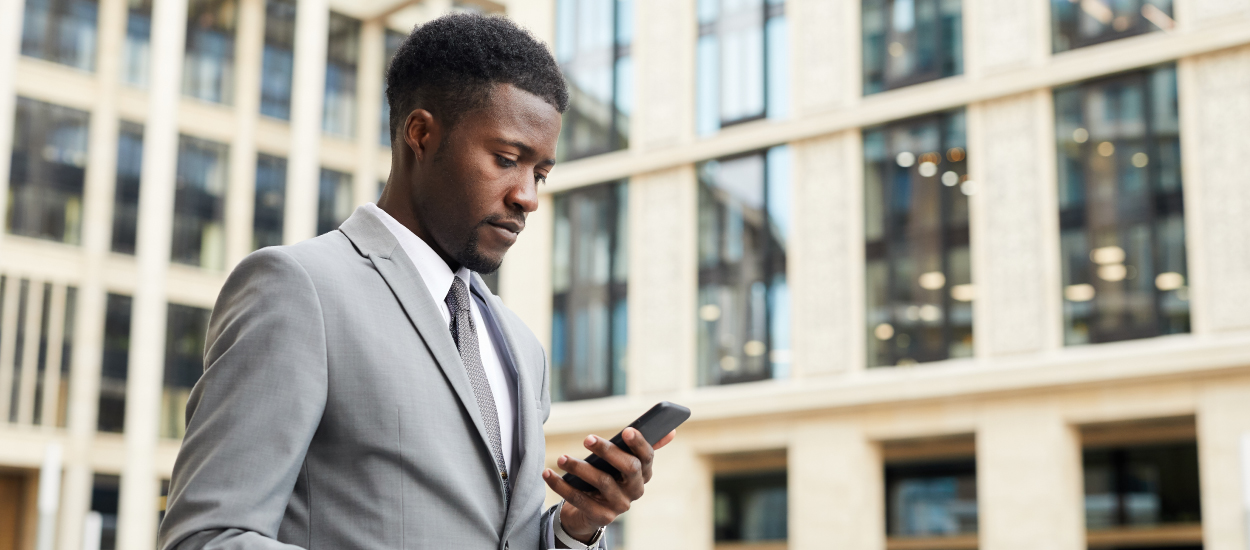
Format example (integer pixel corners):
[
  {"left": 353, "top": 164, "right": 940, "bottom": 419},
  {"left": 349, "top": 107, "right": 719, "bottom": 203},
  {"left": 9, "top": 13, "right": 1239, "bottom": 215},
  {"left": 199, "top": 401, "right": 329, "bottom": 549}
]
[{"left": 445, "top": 276, "right": 510, "bottom": 501}]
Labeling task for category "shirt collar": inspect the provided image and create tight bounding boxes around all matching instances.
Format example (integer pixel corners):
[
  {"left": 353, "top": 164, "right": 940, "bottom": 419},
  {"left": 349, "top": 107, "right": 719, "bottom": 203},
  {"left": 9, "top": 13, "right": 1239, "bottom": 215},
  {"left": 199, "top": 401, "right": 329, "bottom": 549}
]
[{"left": 363, "top": 202, "right": 472, "bottom": 308}]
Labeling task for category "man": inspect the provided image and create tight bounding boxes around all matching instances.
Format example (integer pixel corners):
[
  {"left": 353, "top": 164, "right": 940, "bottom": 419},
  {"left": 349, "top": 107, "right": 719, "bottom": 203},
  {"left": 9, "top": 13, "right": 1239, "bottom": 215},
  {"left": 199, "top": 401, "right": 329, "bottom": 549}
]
[{"left": 158, "top": 13, "right": 673, "bottom": 550}]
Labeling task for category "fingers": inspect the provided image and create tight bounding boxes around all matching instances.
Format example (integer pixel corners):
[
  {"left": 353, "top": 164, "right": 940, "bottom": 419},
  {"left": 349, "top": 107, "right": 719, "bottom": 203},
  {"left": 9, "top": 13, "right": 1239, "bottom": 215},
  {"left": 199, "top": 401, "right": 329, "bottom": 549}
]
[
  {"left": 583, "top": 435, "right": 644, "bottom": 496},
  {"left": 557, "top": 453, "right": 631, "bottom": 503},
  {"left": 542, "top": 468, "right": 617, "bottom": 527}
]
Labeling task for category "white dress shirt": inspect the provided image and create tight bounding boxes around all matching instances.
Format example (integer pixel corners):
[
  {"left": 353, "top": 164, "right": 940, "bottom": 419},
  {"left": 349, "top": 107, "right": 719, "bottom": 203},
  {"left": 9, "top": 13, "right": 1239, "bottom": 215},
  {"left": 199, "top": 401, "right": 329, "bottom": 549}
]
[{"left": 364, "top": 203, "right": 600, "bottom": 549}]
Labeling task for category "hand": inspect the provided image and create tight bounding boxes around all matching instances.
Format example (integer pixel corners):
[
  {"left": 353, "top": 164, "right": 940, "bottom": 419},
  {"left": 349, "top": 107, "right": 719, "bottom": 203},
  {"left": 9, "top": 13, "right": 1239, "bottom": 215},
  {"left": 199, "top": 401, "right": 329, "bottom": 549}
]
[{"left": 541, "top": 428, "right": 677, "bottom": 543}]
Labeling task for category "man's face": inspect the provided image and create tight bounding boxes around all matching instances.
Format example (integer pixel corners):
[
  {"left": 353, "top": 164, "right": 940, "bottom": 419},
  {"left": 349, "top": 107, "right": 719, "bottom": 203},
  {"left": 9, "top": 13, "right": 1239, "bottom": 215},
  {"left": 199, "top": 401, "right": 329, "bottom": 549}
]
[{"left": 411, "top": 84, "right": 562, "bottom": 273}]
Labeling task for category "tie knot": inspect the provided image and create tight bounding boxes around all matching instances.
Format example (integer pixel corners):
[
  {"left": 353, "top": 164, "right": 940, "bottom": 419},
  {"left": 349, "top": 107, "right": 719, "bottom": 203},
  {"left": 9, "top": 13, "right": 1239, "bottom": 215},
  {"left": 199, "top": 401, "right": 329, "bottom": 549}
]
[{"left": 445, "top": 276, "right": 471, "bottom": 315}]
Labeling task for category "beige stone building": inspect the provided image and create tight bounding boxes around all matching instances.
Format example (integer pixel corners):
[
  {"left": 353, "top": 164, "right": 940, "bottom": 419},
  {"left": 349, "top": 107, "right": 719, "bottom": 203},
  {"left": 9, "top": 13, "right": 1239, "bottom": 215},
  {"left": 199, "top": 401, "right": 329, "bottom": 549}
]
[{"left": 2, "top": 0, "right": 1250, "bottom": 549}]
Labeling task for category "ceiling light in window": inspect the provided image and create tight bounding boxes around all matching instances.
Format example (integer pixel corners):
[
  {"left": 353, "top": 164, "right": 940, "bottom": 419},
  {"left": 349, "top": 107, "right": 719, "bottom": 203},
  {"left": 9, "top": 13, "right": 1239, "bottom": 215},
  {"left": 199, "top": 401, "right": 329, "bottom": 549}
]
[
  {"left": 1132, "top": 152, "right": 1149, "bottom": 167},
  {"left": 888, "top": 42, "right": 905, "bottom": 57},
  {"left": 946, "top": 147, "right": 965, "bottom": 162},
  {"left": 699, "top": 304, "right": 721, "bottom": 321},
  {"left": 919, "top": 304, "right": 941, "bottom": 322},
  {"left": 950, "top": 284, "right": 975, "bottom": 302},
  {"left": 1090, "top": 245, "right": 1125, "bottom": 265},
  {"left": 960, "top": 180, "right": 976, "bottom": 196},
  {"left": 1073, "top": 128, "right": 1089, "bottom": 143},
  {"left": 1065, "top": 284, "right": 1096, "bottom": 302},
  {"left": 1156, "top": 272, "right": 1184, "bottom": 291},
  {"left": 874, "top": 323, "right": 895, "bottom": 340},
  {"left": 896, "top": 151, "right": 915, "bottom": 168},
  {"left": 1098, "top": 141, "right": 1115, "bottom": 156},
  {"left": 720, "top": 355, "right": 738, "bottom": 372},
  {"left": 743, "top": 340, "right": 766, "bottom": 357},
  {"left": 942, "top": 171, "right": 959, "bottom": 186},
  {"left": 918, "top": 161, "right": 938, "bottom": 177},
  {"left": 918, "top": 271, "right": 946, "bottom": 290},
  {"left": 1098, "top": 264, "right": 1127, "bottom": 282}
]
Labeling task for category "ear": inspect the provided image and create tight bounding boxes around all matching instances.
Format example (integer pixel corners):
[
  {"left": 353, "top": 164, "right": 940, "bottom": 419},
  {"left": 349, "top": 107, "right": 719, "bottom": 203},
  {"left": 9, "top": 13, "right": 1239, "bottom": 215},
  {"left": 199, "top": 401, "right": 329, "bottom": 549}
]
[{"left": 402, "top": 109, "right": 441, "bottom": 162}]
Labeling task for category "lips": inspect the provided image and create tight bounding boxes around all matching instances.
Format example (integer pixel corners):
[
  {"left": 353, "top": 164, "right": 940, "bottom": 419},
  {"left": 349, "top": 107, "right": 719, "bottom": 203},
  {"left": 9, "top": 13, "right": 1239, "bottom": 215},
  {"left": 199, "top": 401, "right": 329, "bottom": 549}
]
[{"left": 489, "top": 220, "right": 524, "bottom": 234}]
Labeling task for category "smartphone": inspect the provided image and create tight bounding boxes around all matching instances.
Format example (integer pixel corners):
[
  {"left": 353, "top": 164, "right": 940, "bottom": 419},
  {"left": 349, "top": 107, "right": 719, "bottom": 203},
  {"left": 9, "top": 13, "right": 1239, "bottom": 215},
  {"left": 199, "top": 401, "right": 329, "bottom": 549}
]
[{"left": 561, "top": 401, "right": 691, "bottom": 493}]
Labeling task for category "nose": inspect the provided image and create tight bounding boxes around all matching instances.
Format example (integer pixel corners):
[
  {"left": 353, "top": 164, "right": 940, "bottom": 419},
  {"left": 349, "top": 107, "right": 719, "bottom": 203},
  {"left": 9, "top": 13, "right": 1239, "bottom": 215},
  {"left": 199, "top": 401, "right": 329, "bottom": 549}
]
[{"left": 507, "top": 171, "right": 540, "bottom": 214}]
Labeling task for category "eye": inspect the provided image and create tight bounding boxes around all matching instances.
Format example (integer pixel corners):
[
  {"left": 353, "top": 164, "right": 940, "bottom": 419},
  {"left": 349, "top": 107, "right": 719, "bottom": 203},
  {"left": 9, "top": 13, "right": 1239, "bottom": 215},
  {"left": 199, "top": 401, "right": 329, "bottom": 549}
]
[
  {"left": 535, "top": 173, "right": 548, "bottom": 185},
  {"left": 495, "top": 154, "right": 517, "bottom": 168}
]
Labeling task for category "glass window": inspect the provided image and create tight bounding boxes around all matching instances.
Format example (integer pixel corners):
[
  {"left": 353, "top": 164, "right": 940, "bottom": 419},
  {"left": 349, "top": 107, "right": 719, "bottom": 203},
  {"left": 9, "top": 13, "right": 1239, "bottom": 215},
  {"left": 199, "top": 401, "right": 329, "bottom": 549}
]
[
  {"left": 864, "top": 110, "right": 972, "bottom": 368},
  {"left": 161, "top": 303, "right": 209, "bottom": 439},
  {"left": 91, "top": 473, "right": 120, "bottom": 550},
  {"left": 172, "top": 135, "right": 229, "bottom": 270},
  {"left": 554, "top": 0, "right": 633, "bottom": 160},
  {"left": 253, "top": 153, "right": 285, "bottom": 250},
  {"left": 886, "top": 458, "right": 978, "bottom": 538},
  {"left": 696, "top": 0, "right": 788, "bottom": 136},
  {"left": 121, "top": 0, "right": 152, "bottom": 86},
  {"left": 380, "top": 29, "right": 406, "bottom": 146},
  {"left": 1052, "top": 0, "right": 1173, "bottom": 53},
  {"left": 317, "top": 167, "right": 352, "bottom": 235},
  {"left": 1084, "top": 442, "right": 1200, "bottom": 529},
  {"left": 713, "top": 471, "right": 787, "bottom": 543},
  {"left": 21, "top": 0, "right": 98, "bottom": 71},
  {"left": 112, "top": 121, "right": 143, "bottom": 255},
  {"left": 1055, "top": 65, "right": 1186, "bottom": 346},
  {"left": 697, "top": 146, "right": 790, "bottom": 386},
  {"left": 98, "top": 293, "right": 131, "bottom": 434},
  {"left": 323, "top": 12, "right": 360, "bottom": 137},
  {"left": 259, "top": 0, "right": 296, "bottom": 119},
  {"left": 8, "top": 97, "right": 88, "bottom": 245},
  {"left": 31, "top": 283, "right": 52, "bottom": 426},
  {"left": 182, "top": 0, "right": 238, "bottom": 104},
  {"left": 551, "top": 181, "right": 628, "bottom": 402},
  {"left": 8, "top": 279, "right": 30, "bottom": 423},
  {"left": 862, "top": 0, "right": 962, "bottom": 95}
]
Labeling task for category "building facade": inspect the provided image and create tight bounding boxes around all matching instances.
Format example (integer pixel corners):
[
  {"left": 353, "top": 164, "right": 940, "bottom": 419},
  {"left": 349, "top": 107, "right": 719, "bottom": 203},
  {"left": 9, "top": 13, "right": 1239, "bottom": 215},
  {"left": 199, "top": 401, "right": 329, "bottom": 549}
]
[{"left": 1, "top": 0, "right": 1249, "bottom": 549}]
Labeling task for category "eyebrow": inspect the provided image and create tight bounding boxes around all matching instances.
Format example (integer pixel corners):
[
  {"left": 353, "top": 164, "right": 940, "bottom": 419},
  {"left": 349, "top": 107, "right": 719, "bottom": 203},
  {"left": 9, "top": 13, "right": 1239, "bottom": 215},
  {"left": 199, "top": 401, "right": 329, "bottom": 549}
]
[{"left": 494, "top": 138, "right": 556, "bottom": 167}]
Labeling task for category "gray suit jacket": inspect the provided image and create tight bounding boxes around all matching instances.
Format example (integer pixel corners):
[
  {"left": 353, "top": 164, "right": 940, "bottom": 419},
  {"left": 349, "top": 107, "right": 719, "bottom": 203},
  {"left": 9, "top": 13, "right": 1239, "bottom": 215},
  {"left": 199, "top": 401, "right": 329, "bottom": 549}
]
[{"left": 158, "top": 208, "right": 556, "bottom": 550}]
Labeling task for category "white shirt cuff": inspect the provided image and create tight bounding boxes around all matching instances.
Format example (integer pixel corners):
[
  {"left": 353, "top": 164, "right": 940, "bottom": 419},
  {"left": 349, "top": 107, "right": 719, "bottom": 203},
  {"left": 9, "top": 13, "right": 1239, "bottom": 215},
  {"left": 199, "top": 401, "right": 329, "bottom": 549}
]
[{"left": 549, "top": 500, "right": 604, "bottom": 549}]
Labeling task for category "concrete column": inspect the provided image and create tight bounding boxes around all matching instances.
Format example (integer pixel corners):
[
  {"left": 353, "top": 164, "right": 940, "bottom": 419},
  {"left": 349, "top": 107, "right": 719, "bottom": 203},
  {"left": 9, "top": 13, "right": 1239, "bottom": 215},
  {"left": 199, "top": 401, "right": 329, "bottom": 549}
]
[
  {"left": 1197, "top": 379, "right": 1250, "bottom": 550},
  {"left": 499, "top": 195, "right": 553, "bottom": 351},
  {"left": 1176, "top": 0, "right": 1250, "bottom": 25},
  {"left": 790, "top": 421, "right": 883, "bottom": 550},
  {"left": 966, "top": 90, "right": 1063, "bottom": 357},
  {"left": 788, "top": 0, "right": 860, "bottom": 114},
  {"left": 16, "top": 279, "right": 45, "bottom": 425},
  {"left": 633, "top": 0, "right": 696, "bottom": 150},
  {"left": 224, "top": 0, "right": 265, "bottom": 268},
  {"left": 961, "top": 0, "right": 1049, "bottom": 80},
  {"left": 625, "top": 439, "right": 711, "bottom": 550},
  {"left": 627, "top": 166, "right": 697, "bottom": 395},
  {"left": 1178, "top": 45, "right": 1250, "bottom": 335},
  {"left": 789, "top": 131, "right": 864, "bottom": 377},
  {"left": 977, "top": 405, "right": 1084, "bottom": 550},
  {"left": 283, "top": 0, "right": 329, "bottom": 244},
  {"left": 0, "top": 0, "right": 26, "bottom": 251},
  {"left": 116, "top": 0, "right": 189, "bottom": 546},
  {"left": 354, "top": 19, "right": 384, "bottom": 209}
]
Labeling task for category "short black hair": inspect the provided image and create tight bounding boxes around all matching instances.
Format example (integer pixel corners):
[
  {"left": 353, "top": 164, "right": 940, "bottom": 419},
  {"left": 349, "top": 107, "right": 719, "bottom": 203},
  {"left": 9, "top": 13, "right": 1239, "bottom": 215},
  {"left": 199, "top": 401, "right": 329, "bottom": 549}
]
[{"left": 385, "top": 13, "right": 569, "bottom": 143}]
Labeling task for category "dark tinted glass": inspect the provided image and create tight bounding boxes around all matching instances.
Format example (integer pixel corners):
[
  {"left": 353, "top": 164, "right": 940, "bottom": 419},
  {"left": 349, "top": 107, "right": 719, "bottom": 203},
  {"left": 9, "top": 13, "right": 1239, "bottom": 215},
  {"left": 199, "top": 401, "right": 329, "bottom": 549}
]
[
  {"left": 697, "top": 146, "right": 791, "bottom": 385},
  {"left": 253, "top": 153, "right": 286, "bottom": 249},
  {"left": 864, "top": 110, "right": 972, "bottom": 367},
  {"left": 863, "top": 0, "right": 962, "bottom": 95},
  {"left": 121, "top": 0, "right": 152, "bottom": 86},
  {"left": 31, "top": 283, "right": 52, "bottom": 426},
  {"left": 8, "top": 280, "right": 30, "bottom": 422},
  {"left": 8, "top": 97, "right": 89, "bottom": 245},
  {"left": 713, "top": 471, "right": 787, "bottom": 542},
  {"left": 886, "top": 458, "right": 978, "bottom": 536},
  {"left": 259, "top": 0, "right": 296, "bottom": 119},
  {"left": 21, "top": 0, "right": 99, "bottom": 71},
  {"left": 1084, "top": 442, "right": 1201, "bottom": 529},
  {"left": 324, "top": 12, "right": 360, "bottom": 137},
  {"left": 161, "top": 303, "right": 210, "bottom": 439},
  {"left": 98, "top": 293, "right": 131, "bottom": 434},
  {"left": 555, "top": 0, "right": 633, "bottom": 160},
  {"left": 551, "top": 181, "right": 628, "bottom": 401},
  {"left": 182, "top": 0, "right": 238, "bottom": 104},
  {"left": 317, "top": 168, "right": 352, "bottom": 235},
  {"left": 56, "top": 286, "right": 76, "bottom": 428},
  {"left": 91, "top": 473, "right": 120, "bottom": 550},
  {"left": 1052, "top": 0, "right": 1173, "bottom": 53},
  {"left": 112, "top": 121, "right": 143, "bottom": 254},
  {"left": 696, "top": 0, "right": 787, "bottom": 135},
  {"left": 172, "top": 135, "right": 229, "bottom": 269},
  {"left": 1055, "top": 65, "right": 1187, "bottom": 345}
]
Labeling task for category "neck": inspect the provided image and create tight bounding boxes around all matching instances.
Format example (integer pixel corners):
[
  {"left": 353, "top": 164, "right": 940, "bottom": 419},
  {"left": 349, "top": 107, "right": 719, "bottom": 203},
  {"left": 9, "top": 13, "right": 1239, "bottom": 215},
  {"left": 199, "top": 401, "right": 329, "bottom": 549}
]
[{"left": 377, "top": 181, "right": 462, "bottom": 273}]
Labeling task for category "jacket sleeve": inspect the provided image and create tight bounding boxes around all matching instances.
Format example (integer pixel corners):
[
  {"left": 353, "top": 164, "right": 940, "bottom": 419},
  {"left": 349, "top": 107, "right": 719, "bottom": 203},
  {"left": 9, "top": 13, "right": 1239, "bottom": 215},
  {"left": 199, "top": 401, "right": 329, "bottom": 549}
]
[{"left": 158, "top": 248, "right": 329, "bottom": 550}]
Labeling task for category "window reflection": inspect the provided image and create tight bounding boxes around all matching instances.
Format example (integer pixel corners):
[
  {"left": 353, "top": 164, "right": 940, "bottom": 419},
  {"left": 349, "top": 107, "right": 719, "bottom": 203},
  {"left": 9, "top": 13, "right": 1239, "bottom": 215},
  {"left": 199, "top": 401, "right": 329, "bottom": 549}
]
[
  {"left": 253, "top": 153, "right": 286, "bottom": 250},
  {"left": 380, "top": 29, "right": 406, "bottom": 146},
  {"left": 90, "top": 473, "right": 120, "bottom": 550},
  {"left": 182, "top": 0, "right": 238, "bottom": 104},
  {"left": 112, "top": 121, "right": 143, "bottom": 255},
  {"left": 317, "top": 168, "right": 352, "bottom": 235},
  {"left": 1054, "top": 65, "right": 1187, "bottom": 345},
  {"left": 98, "top": 293, "right": 131, "bottom": 434},
  {"left": 697, "top": 146, "right": 790, "bottom": 386},
  {"left": 121, "top": 0, "right": 152, "bottom": 86},
  {"left": 862, "top": 0, "right": 962, "bottom": 95},
  {"left": 172, "top": 135, "right": 229, "bottom": 270},
  {"left": 21, "top": 0, "right": 99, "bottom": 71},
  {"left": 886, "top": 458, "right": 978, "bottom": 537},
  {"left": 864, "top": 111, "right": 972, "bottom": 368},
  {"left": 259, "top": 0, "right": 296, "bottom": 119},
  {"left": 8, "top": 97, "right": 88, "bottom": 245},
  {"left": 323, "top": 12, "right": 360, "bottom": 137},
  {"left": 555, "top": 0, "right": 632, "bottom": 161},
  {"left": 1084, "top": 442, "right": 1200, "bottom": 529},
  {"left": 696, "top": 0, "right": 787, "bottom": 136},
  {"left": 713, "top": 471, "right": 787, "bottom": 543},
  {"left": 551, "top": 181, "right": 628, "bottom": 402},
  {"left": 1052, "top": 0, "right": 1173, "bottom": 53},
  {"left": 161, "top": 303, "right": 210, "bottom": 439}
]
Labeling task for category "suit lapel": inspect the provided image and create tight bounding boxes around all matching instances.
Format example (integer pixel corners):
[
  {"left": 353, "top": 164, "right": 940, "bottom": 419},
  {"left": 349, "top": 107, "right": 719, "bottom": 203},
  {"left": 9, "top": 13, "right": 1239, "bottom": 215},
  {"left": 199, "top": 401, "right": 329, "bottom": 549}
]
[{"left": 339, "top": 208, "right": 499, "bottom": 494}]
